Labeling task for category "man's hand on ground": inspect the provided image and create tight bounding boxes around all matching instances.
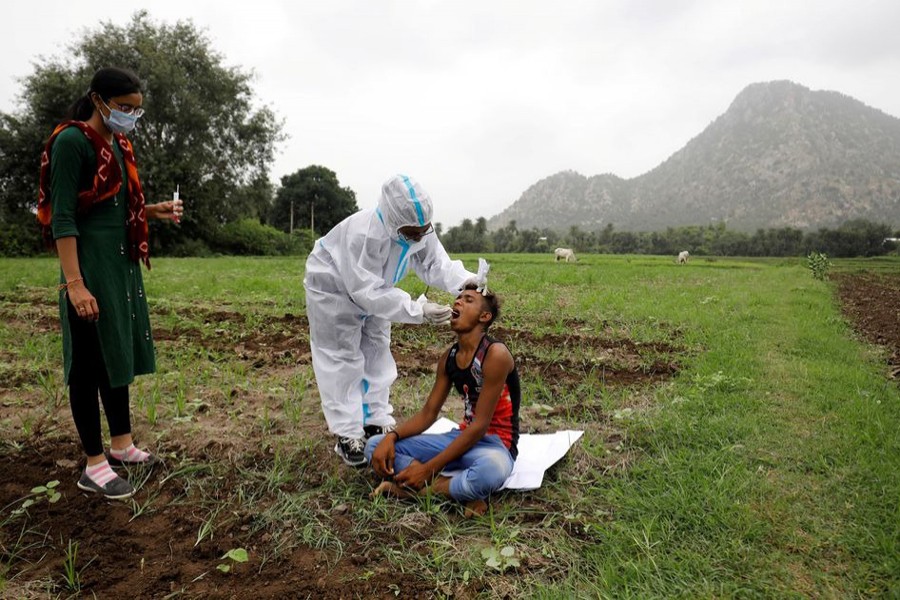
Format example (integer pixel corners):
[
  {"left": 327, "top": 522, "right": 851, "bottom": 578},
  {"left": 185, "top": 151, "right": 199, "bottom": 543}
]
[
  {"left": 394, "top": 461, "right": 436, "bottom": 491},
  {"left": 371, "top": 438, "right": 395, "bottom": 478}
]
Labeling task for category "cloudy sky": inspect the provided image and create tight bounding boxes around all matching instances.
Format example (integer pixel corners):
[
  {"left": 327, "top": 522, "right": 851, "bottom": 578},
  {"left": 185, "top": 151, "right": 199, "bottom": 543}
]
[{"left": 4, "top": 1, "right": 900, "bottom": 227}]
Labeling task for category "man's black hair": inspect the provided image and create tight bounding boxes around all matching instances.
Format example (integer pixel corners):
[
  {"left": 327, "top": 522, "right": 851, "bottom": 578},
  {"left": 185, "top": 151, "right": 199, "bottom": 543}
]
[{"left": 464, "top": 283, "right": 501, "bottom": 330}]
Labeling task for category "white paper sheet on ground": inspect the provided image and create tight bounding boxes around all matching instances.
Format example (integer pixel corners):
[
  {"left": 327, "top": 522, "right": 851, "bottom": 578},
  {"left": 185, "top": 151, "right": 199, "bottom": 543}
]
[{"left": 423, "top": 417, "right": 584, "bottom": 491}]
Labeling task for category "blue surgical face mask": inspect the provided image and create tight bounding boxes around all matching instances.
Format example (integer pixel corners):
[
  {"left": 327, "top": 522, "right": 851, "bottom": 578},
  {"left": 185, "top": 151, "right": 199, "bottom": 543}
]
[{"left": 100, "top": 99, "right": 140, "bottom": 134}]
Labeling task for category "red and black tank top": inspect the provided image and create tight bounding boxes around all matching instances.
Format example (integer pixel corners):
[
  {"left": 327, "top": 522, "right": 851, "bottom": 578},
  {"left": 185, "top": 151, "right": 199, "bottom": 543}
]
[{"left": 446, "top": 335, "right": 520, "bottom": 459}]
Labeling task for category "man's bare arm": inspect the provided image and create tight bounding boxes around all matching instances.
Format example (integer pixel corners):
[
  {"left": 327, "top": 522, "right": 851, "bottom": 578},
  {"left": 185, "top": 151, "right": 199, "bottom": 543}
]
[
  {"left": 393, "top": 343, "right": 514, "bottom": 489},
  {"left": 370, "top": 347, "right": 452, "bottom": 477},
  {"left": 393, "top": 347, "right": 453, "bottom": 438}
]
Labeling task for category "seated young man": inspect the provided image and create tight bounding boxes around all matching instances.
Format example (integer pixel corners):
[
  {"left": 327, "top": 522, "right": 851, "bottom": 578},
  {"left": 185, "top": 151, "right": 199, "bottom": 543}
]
[{"left": 365, "top": 284, "right": 520, "bottom": 515}]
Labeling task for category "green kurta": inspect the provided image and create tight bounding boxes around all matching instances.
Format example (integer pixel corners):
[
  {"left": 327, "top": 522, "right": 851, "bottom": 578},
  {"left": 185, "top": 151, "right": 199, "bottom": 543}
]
[{"left": 50, "top": 126, "right": 156, "bottom": 388}]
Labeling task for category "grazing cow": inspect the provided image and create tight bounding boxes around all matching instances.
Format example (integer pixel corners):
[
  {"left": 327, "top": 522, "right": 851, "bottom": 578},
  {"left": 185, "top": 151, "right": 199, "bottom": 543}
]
[
  {"left": 677, "top": 250, "right": 690, "bottom": 264},
  {"left": 555, "top": 248, "right": 577, "bottom": 263}
]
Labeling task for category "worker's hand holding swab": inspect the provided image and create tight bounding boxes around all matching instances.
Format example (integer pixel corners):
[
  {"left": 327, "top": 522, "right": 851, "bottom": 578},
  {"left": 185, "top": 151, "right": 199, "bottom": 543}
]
[{"left": 417, "top": 294, "right": 452, "bottom": 325}]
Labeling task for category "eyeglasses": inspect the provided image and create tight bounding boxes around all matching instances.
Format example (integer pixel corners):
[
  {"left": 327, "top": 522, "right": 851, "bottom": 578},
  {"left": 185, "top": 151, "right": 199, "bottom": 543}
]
[
  {"left": 398, "top": 223, "right": 434, "bottom": 243},
  {"left": 107, "top": 99, "right": 145, "bottom": 118}
]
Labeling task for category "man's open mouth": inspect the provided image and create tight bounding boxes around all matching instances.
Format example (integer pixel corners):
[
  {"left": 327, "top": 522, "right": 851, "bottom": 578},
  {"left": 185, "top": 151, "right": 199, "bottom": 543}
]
[{"left": 451, "top": 309, "right": 460, "bottom": 319}]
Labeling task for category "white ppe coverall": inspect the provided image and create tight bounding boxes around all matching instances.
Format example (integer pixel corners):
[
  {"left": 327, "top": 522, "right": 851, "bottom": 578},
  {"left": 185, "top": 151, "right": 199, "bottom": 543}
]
[{"left": 303, "top": 175, "right": 475, "bottom": 439}]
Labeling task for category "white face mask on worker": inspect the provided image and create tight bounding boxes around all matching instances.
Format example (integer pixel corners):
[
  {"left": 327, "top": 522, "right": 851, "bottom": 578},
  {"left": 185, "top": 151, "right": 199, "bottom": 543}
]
[{"left": 397, "top": 237, "right": 426, "bottom": 254}]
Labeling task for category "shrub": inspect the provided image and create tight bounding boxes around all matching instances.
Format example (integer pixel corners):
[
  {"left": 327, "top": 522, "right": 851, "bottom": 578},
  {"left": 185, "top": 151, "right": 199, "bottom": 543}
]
[
  {"left": 214, "top": 219, "right": 310, "bottom": 256},
  {"left": 163, "top": 238, "right": 214, "bottom": 257},
  {"left": 284, "top": 229, "right": 314, "bottom": 256},
  {"left": 807, "top": 251, "right": 832, "bottom": 281},
  {"left": 0, "top": 224, "right": 42, "bottom": 257}
]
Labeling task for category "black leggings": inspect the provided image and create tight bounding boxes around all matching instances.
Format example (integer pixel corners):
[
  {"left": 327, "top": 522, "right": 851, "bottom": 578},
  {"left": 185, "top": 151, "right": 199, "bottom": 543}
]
[{"left": 67, "top": 300, "right": 132, "bottom": 457}]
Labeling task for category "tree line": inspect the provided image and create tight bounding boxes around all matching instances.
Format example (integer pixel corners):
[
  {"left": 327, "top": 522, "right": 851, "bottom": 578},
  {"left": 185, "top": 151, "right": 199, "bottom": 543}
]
[{"left": 439, "top": 218, "right": 900, "bottom": 258}]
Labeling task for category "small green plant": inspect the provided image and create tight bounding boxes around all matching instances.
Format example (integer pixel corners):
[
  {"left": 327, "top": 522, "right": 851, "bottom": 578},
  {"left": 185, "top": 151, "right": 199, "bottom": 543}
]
[
  {"left": 807, "top": 251, "right": 832, "bottom": 281},
  {"left": 61, "top": 538, "right": 84, "bottom": 592},
  {"left": 128, "top": 468, "right": 162, "bottom": 522},
  {"left": 416, "top": 486, "right": 444, "bottom": 515},
  {"left": 141, "top": 379, "right": 161, "bottom": 425},
  {"left": 481, "top": 545, "right": 520, "bottom": 572},
  {"left": 195, "top": 510, "right": 218, "bottom": 547},
  {"left": 260, "top": 405, "right": 273, "bottom": 435},
  {"left": 173, "top": 387, "right": 188, "bottom": 420},
  {"left": 31, "top": 480, "right": 62, "bottom": 504},
  {"left": 10, "top": 480, "right": 61, "bottom": 516},
  {"left": 37, "top": 369, "right": 64, "bottom": 404},
  {"left": 217, "top": 548, "right": 248, "bottom": 573}
]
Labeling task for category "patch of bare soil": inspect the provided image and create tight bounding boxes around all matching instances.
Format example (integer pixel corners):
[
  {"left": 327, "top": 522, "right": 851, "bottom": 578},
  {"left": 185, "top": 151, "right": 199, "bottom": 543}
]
[
  {"left": 834, "top": 273, "right": 900, "bottom": 379},
  {"left": 0, "top": 441, "right": 442, "bottom": 600},
  {"left": 154, "top": 312, "right": 311, "bottom": 369},
  {"left": 151, "top": 311, "right": 683, "bottom": 388},
  {"left": 495, "top": 326, "right": 681, "bottom": 388}
]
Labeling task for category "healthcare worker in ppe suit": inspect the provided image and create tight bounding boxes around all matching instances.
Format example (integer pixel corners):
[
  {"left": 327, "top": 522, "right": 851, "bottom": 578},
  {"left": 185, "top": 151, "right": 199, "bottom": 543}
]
[{"left": 304, "top": 174, "right": 487, "bottom": 466}]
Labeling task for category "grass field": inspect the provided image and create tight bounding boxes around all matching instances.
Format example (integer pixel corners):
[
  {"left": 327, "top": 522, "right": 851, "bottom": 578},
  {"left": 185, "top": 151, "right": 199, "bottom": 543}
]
[{"left": 1, "top": 253, "right": 898, "bottom": 598}]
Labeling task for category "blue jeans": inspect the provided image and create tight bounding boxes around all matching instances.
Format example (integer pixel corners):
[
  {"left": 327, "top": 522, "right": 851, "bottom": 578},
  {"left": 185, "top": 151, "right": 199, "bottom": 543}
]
[{"left": 365, "top": 429, "right": 514, "bottom": 502}]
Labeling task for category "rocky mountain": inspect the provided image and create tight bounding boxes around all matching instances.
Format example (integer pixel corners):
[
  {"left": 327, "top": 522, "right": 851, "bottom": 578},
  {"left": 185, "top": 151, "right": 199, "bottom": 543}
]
[{"left": 487, "top": 81, "right": 900, "bottom": 232}]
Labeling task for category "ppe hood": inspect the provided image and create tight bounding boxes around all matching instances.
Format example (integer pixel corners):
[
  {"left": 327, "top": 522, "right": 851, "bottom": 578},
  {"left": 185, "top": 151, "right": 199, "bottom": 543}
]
[{"left": 377, "top": 175, "right": 434, "bottom": 236}]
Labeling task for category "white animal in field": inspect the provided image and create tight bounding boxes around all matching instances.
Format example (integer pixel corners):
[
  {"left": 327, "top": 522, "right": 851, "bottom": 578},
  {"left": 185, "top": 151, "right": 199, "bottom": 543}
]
[
  {"left": 677, "top": 250, "right": 690, "bottom": 264},
  {"left": 554, "top": 248, "right": 577, "bottom": 263}
]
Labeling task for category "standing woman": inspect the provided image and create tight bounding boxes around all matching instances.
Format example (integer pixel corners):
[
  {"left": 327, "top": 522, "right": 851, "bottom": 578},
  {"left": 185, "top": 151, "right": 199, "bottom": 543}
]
[{"left": 36, "top": 67, "right": 183, "bottom": 499}]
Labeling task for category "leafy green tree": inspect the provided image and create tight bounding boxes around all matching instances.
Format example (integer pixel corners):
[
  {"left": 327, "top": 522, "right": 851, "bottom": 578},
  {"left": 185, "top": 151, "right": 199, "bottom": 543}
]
[
  {"left": 538, "top": 229, "right": 559, "bottom": 253},
  {"left": 517, "top": 228, "right": 542, "bottom": 253},
  {"left": 610, "top": 231, "right": 640, "bottom": 254},
  {"left": 806, "top": 219, "right": 893, "bottom": 257},
  {"left": 0, "top": 11, "right": 284, "bottom": 255},
  {"left": 269, "top": 165, "right": 358, "bottom": 236},
  {"left": 709, "top": 229, "right": 751, "bottom": 256},
  {"left": 474, "top": 217, "right": 493, "bottom": 252},
  {"left": 442, "top": 218, "right": 475, "bottom": 253},
  {"left": 565, "top": 225, "right": 591, "bottom": 252},
  {"left": 492, "top": 220, "right": 521, "bottom": 253},
  {"left": 647, "top": 230, "right": 674, "bottom": 256},
  {"left": 0, "top": 108, "right": 47, "bottom": 254},
  {"left": 443, "top": 217, "right": 493, "bottom": 253},
  {"left": 594, "top": 223, "right": 615, "bottom": 254},
  {"left": 836, "top": 219, "right": 893, "bottom": 257}
]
